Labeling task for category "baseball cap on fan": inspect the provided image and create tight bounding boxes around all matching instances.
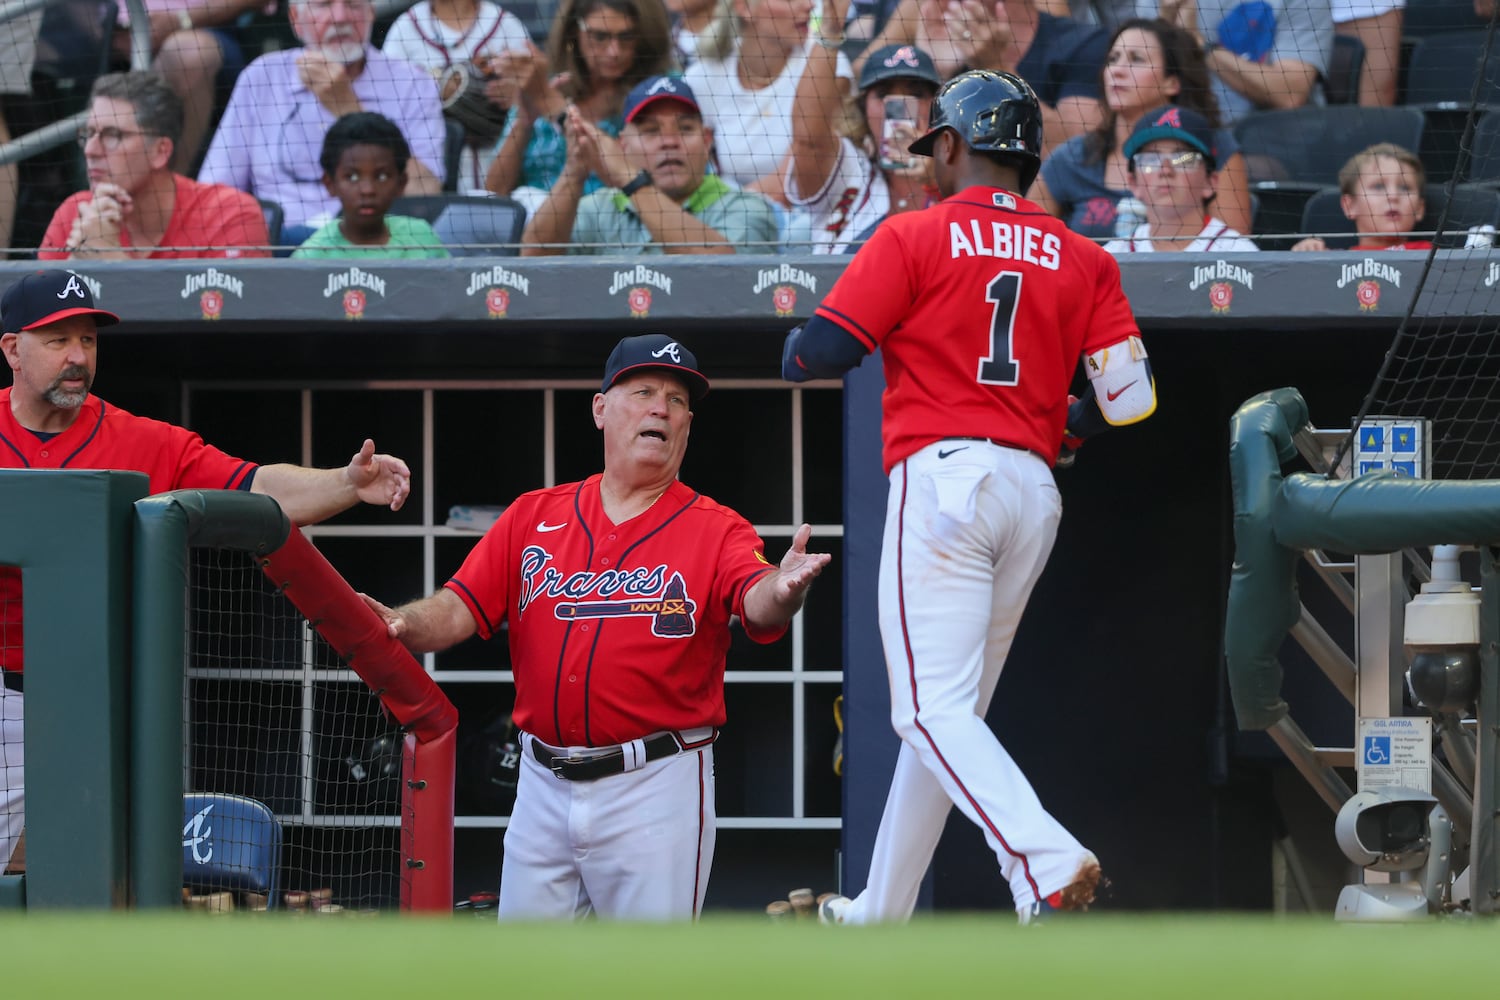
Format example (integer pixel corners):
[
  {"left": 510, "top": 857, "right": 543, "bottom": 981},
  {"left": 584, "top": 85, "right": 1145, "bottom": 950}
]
[
  {"left": 857, "top": 44, "right": 941, "bottom": 93},
  {"left": 1, "top": 269, "right": 120, "bottom": 333},
  {"left": 602, "top": 334, "right": 710, "bottom": 403},
  {"left": 1122, "top": 104, "right": 1218, "bottom": 170},
  {"left": 623, "top": 76, "right": 701, "bottom": 124}
]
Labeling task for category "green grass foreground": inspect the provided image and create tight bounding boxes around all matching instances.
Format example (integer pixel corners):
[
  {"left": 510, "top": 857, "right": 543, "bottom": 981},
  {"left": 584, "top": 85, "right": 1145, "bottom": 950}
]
[{"left": 4, "top": 912, "right": 1499, "bottom": 997}]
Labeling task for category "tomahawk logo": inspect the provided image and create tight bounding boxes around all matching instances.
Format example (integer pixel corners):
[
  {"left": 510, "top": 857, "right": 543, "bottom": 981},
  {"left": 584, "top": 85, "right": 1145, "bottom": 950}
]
[
  {"left": 1151, "top": 107, "right": 1183, "bottom": 129},
  {"left": 651, "top": 341, "right": 683, "bottom": 362},
  {"left": 183, "top": 803, "right": 215, "bottom": 864},
  {"left": 57, "top": 274, "right": 87, "bottom": 300},
  {"left": 884, "top": 45, "right": 920, "bottom": 69},
  {"left": 555, "top": 571, "right": 699, "bottom": 637},
  {"left": 648, "top": 77, "right": 679, "bottom": 95}
]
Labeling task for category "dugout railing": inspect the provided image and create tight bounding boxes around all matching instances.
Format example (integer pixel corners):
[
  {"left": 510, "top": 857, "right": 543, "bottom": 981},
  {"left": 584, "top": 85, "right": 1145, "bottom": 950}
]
[{"left": 0, "top": 471, "right": 457, "bottom": 910}]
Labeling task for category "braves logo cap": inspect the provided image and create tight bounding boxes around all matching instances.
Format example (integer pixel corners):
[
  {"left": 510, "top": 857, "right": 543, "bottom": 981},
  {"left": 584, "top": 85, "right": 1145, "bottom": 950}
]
[
  {"left": 1, "top": 269, "right": 120, "bottom": 333},
  {"left": 602, "top": 334, "right": 710, "bottom": 403},
  {"left": 623, "top": 76, "right": 701, "bottom": 124},
  {"left": 1122, "top": 104, "right": 1217, "bottom": 169},
  {"left": 857, "top": 44, "right": 941, "bottom": 93}
]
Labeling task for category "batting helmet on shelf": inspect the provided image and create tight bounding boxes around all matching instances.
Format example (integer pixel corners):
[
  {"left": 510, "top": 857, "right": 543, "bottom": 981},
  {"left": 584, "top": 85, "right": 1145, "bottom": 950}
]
[{"left": 908, "top": 69, "right": 1044, "bottom": 191}]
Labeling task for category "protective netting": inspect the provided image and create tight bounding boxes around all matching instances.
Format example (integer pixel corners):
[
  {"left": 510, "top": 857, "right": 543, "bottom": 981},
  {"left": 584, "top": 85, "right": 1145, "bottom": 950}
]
[
  {"left": 3, "top": 0, "right": 1497, "bottom": 258},
  {"left": 186, "top": 547, "right": 408, "bottom": 913}
]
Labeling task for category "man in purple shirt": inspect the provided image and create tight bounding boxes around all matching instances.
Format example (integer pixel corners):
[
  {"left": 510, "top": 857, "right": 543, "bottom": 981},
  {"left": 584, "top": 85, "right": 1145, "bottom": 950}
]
[{"left": 198, "top": 0, "right": 445, "bottom": 243}]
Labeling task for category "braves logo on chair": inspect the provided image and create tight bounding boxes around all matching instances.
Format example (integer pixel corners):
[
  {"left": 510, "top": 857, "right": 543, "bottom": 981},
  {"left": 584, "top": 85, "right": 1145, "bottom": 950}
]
[
  {"left": 884, "top": 45, "right": 921, "bottom": 69},
  {"left": 183, "top": 802, "right": 216, "bottom": 864}
]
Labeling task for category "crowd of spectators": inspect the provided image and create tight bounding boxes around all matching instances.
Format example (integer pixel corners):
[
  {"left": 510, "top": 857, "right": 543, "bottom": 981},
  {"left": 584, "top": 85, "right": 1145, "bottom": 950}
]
[{"left": 0, "top": 0, "right": 1497, "bottom": 257}]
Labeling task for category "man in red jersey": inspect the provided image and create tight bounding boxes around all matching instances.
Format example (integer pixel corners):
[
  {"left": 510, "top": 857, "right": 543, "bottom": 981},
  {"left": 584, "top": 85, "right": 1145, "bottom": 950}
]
[
  {"left": 362, "top": 333, "right": 830, "bottom": 920},
  {"left": 784, "top": 70, "right": 1157, "bottom": 925},
  {"left": 0, "top": 267, "right": 412, "bottom": 872}
]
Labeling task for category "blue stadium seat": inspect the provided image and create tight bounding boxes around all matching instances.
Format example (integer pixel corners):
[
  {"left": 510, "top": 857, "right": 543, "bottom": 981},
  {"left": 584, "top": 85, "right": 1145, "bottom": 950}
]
[
  {"left": 256, "top": 198, "right": 284, "bottom": 248},
  {"left": 443, "top": 118, "right": 464, "bottom": 194},
  {"left": 431, "top": 196, "right": 528, "bottom": 256},
  {"left": 1402, "top": 31, "right": 1500, "bottom": 182},
  {"left": 1402, "top": 0, "right": 1489, "bottom": 37},
  {"left": 1323, "top": 34, "right": 1366, "bottom": 107},
  {"left": 182, "top": 792, "right": 282, "bottom": 908},
  {"left": 1466, "top": 111, "right": 1500, "bottom": 183}
]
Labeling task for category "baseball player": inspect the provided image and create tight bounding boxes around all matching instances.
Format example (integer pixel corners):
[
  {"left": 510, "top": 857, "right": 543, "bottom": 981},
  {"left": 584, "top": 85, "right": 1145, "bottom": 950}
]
[
  {"left": 783, "top": 71, "right": 1156, "bottom": 924},
  {"left": 361, "top": 334, "right": 831, "bottom": 920},
  {"left": 0, "top": 267, "right": 412, "bottom": 873}
]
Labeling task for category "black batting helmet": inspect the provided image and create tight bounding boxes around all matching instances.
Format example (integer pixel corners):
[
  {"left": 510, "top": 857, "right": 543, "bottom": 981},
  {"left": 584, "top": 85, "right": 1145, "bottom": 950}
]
[{"left": 908, "top": 69, "right": 1044, "bottom": 191}]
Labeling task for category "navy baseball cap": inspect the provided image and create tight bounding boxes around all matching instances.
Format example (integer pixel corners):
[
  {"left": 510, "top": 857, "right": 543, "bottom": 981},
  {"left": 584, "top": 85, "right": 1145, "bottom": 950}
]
[
  {"left": 602, "top": 334, "right": 710, "bottom": 403},
  {"left": 857, "top": 44, "right": 941, "bottom": 93},
  {"left": 1123, "top": 105, "right": 1217, "bottom": 170},
  {"left": 2, "top": 269, "right": 120, "bottom": 333},
  {"left": 623, "top": 76, "right": 700, "bottom": 124}
]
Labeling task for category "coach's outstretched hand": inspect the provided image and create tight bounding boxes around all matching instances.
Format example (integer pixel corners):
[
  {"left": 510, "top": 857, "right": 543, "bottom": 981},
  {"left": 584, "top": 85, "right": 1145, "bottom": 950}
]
[
  {"left": 346, "top": 438, "right": 412, "bottom": 511},
  {"left": 742, "top": 523, "right": 832, "bottom": 629}
]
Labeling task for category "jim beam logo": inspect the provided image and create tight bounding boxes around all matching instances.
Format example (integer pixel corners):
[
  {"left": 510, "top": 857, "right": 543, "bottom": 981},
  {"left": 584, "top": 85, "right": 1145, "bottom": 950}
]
[
  {"left": 466, "top": 265, "right": 531, "bottom": 319},
  {"left": 607, "top": 264, "right": 672, "bottom": 318},
  {"left": 1337, "top": 257, "right": 1401, "bottom": 311},
  {"left": 322, "top": 266, "right": 388, "bottom": 320},
  {"left": 752, "top": 263, "right": 818, "bottom": 317},
  {"left": 1485, "top": 261, "right": 1500, "bottom": 288},
  {"left": 1187, "top": 259, "right": 1253, "bottom": 314},
  {"left": 180, "top": 267, "right": 245, "bottom": 320}
]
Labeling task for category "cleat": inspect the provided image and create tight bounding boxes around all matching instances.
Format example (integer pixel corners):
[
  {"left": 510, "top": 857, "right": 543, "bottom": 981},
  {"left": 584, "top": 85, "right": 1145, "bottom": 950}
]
[
  {"left": 1018, "top": 859, "right": 1103, "bottom": 925},
  {"left": 765, "top": 900, "right": 794, "bottom": 921},
  {"left": 817, "top": 892, "right": 851, "bottom": 925}
]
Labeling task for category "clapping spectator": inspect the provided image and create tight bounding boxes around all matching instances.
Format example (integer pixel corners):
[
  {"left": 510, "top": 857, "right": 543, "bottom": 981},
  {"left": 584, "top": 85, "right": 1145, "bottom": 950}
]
[
  {"left": 788, "top": 0, "right": 942, "bottom": 253},
  {"left": 1291, "top": 143, "right": 1432, "bottom": 251},
  {"left": 292, "top": 112, "right": 451, "bottom": 258},
  {"left": 198, "top": 0, "right": 445, "bottom": 245},
  {"left": 521, "top": 75, "right": 777, "bottom": 254},
  {"left": 40, "top": 72, "right": 270, "bottom": 259},
  {"left": 1032, "top": 17, "right": 1250, "bottom": 238},
  {"left": 1102, "top": 103, "right": 1257, "bottom": 251},
  {"left": 381, "top": 0, "right": 534, "bottom": 192},
  {"left": 484, "top": 0, "right": 674, "bottom": 215},
  {"left": 683, "top": 0, "right": 853, "bottom": 205},
  {"left": 859, "top": 0, "right": 1110, "bottom": 150},
  {"left": 1151, "top": 0, "right": 1333, "bottom": 126}
]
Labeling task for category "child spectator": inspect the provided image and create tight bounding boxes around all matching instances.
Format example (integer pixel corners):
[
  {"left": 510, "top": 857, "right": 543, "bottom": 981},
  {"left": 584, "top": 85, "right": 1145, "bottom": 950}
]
[
  {"left": 292, "top": 112, "right": 451, "bottom": 258},
  {"left": 1103, "top": 104, "right": 1258, "bottom": 252},
  {"left": 1291, "top": 143, "right": 1430, "bottom": 252}
]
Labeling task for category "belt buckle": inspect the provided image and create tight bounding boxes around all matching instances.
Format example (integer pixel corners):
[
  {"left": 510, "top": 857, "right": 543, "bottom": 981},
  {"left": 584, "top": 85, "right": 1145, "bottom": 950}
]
[{"left": 548, "top": 753, "right": 579, "bottom": 777}]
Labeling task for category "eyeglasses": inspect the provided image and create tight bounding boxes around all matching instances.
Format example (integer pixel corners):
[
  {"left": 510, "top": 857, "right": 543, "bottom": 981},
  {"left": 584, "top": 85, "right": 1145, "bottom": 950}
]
[
  {"left": 302, "top": 0, "right": 373, "bottom": 13},
  {"left": 1133, "top": 150, "right": 1206, "bottom": 174},
  {"left": 77, "top": 126, "right": 154, "bottom": 150},
  {"left": 577, "top": 21, "right": 638, "bottom": 46}
]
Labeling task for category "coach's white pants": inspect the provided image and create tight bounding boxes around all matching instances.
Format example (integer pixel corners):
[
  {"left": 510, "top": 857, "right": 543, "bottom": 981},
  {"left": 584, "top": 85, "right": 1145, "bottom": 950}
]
[
  {"left": 497, "top": 732, "right": 715, "bottom": 921},
  {"left": 1, "top": 684, "right": 22, "bottom": 871},
  {"left": 847, "top": 440, "right": 1093, "bottom": 922}
]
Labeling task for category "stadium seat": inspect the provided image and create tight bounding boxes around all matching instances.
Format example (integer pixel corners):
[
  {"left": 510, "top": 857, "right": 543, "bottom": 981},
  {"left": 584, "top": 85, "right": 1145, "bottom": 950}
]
[
  {"left": 257, "top": 198, "right": 284, "bottom": 248},
  {"left": 1298, "top": 181, "right": 1500, "bottom": 249},
  {"left": 182, "top": 792, "right": 282, "bottom": 909},
  {"left": 432, "top": 196, "right": 528, "bottom": 256},
  {"left": 1234, "top": 105, "right": 1426, "bottom": 243},
  {"left": 1402, "top": 30, "right": 1500, "bottom": 182},
  {"left": 1465, "top": 111, "right": 1500, "bottom": 184},
  {"left": 1402, "top": 0, "right": 1489, "bottom": 37},
  {"left": 1323, "top": 34, "right": 1367, "bottom": 106}
]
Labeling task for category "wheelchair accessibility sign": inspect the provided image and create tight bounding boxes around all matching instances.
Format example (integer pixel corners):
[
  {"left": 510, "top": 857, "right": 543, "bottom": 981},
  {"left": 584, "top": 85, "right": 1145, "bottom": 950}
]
[{"left": 1357, "top": 717, "right": 1431, "bottom": 793}]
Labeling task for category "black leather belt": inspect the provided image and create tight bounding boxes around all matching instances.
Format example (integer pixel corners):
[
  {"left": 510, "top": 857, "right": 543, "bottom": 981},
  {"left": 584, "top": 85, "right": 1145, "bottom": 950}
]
[
  {"left": 532, "top": 731, "right": 683, "bottom": 782},
  {"left": 945, "top": 437, "right": 1047, "bottom": 463},
  {"left": 1, "top": 671, "right": 21, "bottom": 693}
]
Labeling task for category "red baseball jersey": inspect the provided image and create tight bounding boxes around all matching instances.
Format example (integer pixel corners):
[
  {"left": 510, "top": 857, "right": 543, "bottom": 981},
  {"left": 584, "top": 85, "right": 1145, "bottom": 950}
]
[
  {"left": 445, "top": 474, "right": 782, "bottom": 748},
  {"left": 813, "top": 185, "right": 1141, "bottom": 472},
  {"left": 0, "top": 388, "right": 258, "bottom": 671}
]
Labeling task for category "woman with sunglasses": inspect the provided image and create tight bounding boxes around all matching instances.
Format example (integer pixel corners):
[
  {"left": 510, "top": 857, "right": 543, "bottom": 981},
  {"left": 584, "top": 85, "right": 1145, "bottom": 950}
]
[
  {"left": 1031, "top": 17, "right": 1251, "bottom": 241},
  {"left": 483, "top": 0, "right": 674, "bottom": 213}
]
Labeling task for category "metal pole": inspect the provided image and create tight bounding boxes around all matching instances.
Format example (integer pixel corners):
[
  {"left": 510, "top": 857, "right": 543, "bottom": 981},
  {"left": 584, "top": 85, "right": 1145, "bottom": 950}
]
[{"left": 1472, "top": 547, "right": 1500, "bottom": 914}]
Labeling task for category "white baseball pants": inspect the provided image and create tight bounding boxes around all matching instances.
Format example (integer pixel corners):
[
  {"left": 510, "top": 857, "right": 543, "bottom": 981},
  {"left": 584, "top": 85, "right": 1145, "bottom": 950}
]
[{"left": 1, "top": 684, "right": 22, "bottom": 871}]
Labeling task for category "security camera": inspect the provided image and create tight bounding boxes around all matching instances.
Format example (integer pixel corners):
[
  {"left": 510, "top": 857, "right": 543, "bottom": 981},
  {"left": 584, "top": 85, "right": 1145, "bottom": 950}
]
[
  {"left": 1335, "top": 786, "right": 1436, "bottom": 872},
  {"left": 1403, "top": 549, "right": 1480, "bottom": 713}
]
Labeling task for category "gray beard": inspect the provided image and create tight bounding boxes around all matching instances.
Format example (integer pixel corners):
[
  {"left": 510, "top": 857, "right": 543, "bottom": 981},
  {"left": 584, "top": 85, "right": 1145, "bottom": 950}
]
[{"left": 44, "top": 370, "right": 90, "bottom": 409}]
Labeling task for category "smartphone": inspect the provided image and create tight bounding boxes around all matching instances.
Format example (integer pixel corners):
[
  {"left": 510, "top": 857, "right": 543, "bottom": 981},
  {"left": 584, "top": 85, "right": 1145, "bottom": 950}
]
[{"left": 879, "top": 96, "right": 920, "bottom": 173}]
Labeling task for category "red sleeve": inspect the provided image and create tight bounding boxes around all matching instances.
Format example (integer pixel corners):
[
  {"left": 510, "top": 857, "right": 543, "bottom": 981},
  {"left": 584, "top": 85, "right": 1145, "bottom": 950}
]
[
  {"left": 444, "top": 503, "right": 521, "bottom": 640},
  {"left": 719, "top": 515, "right": 785, "bottom": 645},
  {"left": 155, "top": 419, "right": 258, "bottom": 491},
  {"left": 810, "top": 223, "right": 920, "bottom": 352},
  {"left": 38, "top": 193, "right": 88, "bottom": 260},
  {"left": 1081, "top": 244, "right": 1140, "bottom": 355}
]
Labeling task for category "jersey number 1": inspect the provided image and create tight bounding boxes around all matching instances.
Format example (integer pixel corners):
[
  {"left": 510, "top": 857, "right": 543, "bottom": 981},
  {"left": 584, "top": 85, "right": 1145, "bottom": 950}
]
[{"left": 977, "top": 270, "right": 1022, "bottom": 386}]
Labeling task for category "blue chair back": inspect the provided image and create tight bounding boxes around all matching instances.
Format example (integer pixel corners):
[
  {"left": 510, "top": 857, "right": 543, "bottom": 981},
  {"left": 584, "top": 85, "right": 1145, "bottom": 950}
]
[{"left": 182, "top": 792, "right": 282, "bottom": 908}]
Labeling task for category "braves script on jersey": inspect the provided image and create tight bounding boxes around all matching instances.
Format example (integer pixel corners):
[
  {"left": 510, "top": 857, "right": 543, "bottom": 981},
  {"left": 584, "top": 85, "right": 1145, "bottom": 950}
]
[
  {"left": 445, "top": 474, "right": 783, "bottom": 747},
  {"left": 810, "top": 186, "right": 1140, "bottom": 471},
  {"left": 0, "top": 388, "right": 256, "bottom": 671}
]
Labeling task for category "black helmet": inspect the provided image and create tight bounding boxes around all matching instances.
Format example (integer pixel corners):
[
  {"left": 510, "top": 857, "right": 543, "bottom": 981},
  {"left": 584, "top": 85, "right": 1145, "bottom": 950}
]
[{"left": 908, "top": 70, "right": 1044, "bottom": 191}]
